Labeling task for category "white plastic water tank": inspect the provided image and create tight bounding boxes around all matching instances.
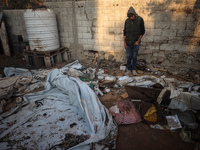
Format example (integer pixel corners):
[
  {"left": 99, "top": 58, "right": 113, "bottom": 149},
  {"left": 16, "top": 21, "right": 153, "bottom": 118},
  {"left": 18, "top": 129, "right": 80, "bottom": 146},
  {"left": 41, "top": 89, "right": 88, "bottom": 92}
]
[{"left": 24, "top": 9, "right": 60, "bottom": 51}]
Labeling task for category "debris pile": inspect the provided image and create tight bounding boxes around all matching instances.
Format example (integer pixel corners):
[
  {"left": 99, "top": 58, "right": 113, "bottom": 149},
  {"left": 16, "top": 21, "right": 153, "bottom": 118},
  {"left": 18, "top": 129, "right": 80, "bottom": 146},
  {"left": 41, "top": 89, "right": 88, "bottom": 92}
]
[{"left": 0, "top": 56, "right": 199, "bottom": 148}]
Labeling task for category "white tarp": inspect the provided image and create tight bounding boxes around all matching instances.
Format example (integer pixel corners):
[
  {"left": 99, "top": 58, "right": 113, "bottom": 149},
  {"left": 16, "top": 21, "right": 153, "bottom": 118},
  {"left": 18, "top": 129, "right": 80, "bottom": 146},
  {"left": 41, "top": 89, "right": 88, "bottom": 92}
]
[
  {"left": 4, "top": 67, "right": 32, "bottom": 77},
  {"left": 0, "top": 69, "right": 117, "bottom": 149}
]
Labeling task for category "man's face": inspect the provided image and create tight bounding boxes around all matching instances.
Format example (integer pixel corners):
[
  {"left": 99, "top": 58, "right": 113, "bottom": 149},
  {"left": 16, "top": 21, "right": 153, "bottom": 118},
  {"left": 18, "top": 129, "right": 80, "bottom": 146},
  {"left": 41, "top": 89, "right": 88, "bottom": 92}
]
[{"left": 130, "top": 15, "right": 135, "bottom": 20}]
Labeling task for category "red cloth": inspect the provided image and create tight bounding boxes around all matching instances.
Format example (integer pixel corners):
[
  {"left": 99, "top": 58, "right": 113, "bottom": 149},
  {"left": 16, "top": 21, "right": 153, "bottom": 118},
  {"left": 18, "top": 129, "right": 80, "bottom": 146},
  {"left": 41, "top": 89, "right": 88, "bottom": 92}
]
[{"left": 109, "top": 100, "right": 141, "bottom": 125}]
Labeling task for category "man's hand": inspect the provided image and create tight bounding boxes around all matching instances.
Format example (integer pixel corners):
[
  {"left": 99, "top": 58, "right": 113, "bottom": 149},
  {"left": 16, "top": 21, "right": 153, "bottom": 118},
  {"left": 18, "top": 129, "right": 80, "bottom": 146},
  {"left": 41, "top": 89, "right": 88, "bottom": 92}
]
[
  {"left": 124, "top": 42, "right": 127, "bottom": 50},
  {"left": 134, "top": 41, "right": 139, "bottom": 45}
]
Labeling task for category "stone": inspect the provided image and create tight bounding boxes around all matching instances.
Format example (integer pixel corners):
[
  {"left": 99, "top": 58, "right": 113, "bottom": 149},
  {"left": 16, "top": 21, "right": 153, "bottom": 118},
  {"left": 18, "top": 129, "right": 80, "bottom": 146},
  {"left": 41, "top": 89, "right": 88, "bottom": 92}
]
[{"left": 108, "top": 54, "right": 115, "bottom": 62}]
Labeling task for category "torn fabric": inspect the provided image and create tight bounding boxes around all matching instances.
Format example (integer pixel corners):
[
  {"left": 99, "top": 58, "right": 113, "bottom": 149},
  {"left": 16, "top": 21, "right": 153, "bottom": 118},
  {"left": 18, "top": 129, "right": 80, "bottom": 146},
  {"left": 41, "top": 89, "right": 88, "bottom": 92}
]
[{"left": 0, "top": 69, "right": 117, "bottom": 149}]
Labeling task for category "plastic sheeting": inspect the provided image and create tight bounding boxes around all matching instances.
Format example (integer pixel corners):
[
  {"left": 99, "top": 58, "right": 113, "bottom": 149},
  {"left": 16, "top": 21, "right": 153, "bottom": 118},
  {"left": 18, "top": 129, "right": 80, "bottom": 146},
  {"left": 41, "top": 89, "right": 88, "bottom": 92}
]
[
  {"left": 4, "top": 67, "right": 32, "bottom": 77},
  {"left": 0, "top": 69, "right": 117, "bottom": 149}
]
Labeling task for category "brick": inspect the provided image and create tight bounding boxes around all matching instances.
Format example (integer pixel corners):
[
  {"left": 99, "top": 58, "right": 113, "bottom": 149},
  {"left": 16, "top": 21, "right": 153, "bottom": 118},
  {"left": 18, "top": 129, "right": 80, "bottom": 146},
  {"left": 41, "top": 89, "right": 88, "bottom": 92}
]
[
  {"left": 81, "top": 21, "right": 92, "bottom": 27},
  {"left": 93, "top": 45, "right": 104, "bottom": 51},
  {"left": 78, "top": 33, "right": 83, "bottom": 39},
  {"left": 114, "top": 47, "right": 123, "bottom": 53},
  {"left": 174, "top": 44, "right": 187, "bottom": 51},
  {"left": 154, "top": 36, "right": 169, "bottom": 43},
  {"left": 177, "top": 29, "right": 194, "bottom": 37},
  {"left": 109, "top": 27, "right": 121, "bottom": 34},
  {"left": 78, "top": 39, "right": 88, "bottom": 45},
  {"left": 98, "top": 40, "right": 109, "bottom": 46},
  {"left": 83, "top": 45, "right": 94, "bottom": 50},
  {"left": 78, "top": 27, "right": 89, "bottom": 33},
  {"left": 162, "top": 29, "right": 177, "bottom": 37},
  {"left": 155, "top": 21, "right": 170, "bottom": 29},
  {"left": 146, "top": 43, "right": 160, "bottom": 50},
  {"left": 115, "top": 21, "right": 124, "bottom": 28},
  {"left": 65, "top": 38, "right": 74, "bottom": 43},
  {"left": 102, "top": 46, "right": 115, "bottom": 52},
  {"left": 76, "top": 15, "right": 87, "bottom": 21},
  {"left": 103, "top": 35, "right": 114, "bottom": 40},
  {"left": 103, "top": 21, "right": 115, "bottom": 27},
  {"left": 108, "top": 14, "right": 122, "bottom": 21},
  {"left": 83, "top": 33, "right": 92, "bottom": 39},
  {"left": 170, "top": 22, "right": 186, "bottom": 30},
  {"left": 109, "top": 41, "right": 121, "bottom": 47},
  {"left": 186, "top": 22, "right": 196, "bottom": 30},
  {"left": 114, "top": 35, "right": 123, "bottom": 41},
  {"left": 145, "top": 21, "right": 155, "bottom": 29},
  {"left": 87, "top": 39, "right": 97, "bottom": 45},
  {"left": 143, "top": 35, "right": 154, "bottom": 42},
  {"left": 160, "top": 44, "right": 174, "bottom": 50}
]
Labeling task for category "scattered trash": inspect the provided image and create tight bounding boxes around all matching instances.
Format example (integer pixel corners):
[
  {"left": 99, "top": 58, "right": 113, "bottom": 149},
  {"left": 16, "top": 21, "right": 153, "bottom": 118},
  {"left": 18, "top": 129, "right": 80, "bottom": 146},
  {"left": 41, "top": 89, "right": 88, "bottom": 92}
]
[
  {"left": 117, "top": 76, "right": 133, "bottom": 86},
  {"left": 180, "top": 128, "right": 193, "bottom": 143},
  {"left": 150, "top": 124, "right": 165, "bottom": 130},
  {"left": 109, "top": 100, "right": 141, "bottom": 125},
  {"left": 62, "top": 60, "right": 83, "bottom": 70},
  {"left": 120, "top": 64, "right": 126, "bottom": 71},
  {"left": 120, "top": 92, "right": 129, "bottom": 98},
  {"left": 144, "top": 104, "right": 158, "bottom": 123},
  {"left": 105, "top": 88, "right": 111, "bottom": 93},
  {"left": 110, "top": 105, "right": 120, "bottom": 114},
  {"left": 166, "top": 114, "right": 182, "bottom": 130},
  {"left": 105, "top": 75, "right": 116, "bottom": 81}
]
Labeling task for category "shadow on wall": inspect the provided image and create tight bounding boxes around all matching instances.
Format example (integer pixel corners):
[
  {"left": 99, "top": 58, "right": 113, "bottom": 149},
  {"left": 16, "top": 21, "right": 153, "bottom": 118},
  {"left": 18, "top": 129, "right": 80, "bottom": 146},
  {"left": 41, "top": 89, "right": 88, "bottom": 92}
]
[{"left": 144, "top": 0, "right": 200, "bottom": 68}]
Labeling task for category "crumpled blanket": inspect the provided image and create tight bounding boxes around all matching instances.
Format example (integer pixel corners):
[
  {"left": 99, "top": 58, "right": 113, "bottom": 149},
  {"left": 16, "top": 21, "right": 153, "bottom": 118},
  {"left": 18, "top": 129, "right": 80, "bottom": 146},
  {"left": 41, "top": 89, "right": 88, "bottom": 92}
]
[{"left": 109, "top": 100, "right": 141, "bottom": 124}]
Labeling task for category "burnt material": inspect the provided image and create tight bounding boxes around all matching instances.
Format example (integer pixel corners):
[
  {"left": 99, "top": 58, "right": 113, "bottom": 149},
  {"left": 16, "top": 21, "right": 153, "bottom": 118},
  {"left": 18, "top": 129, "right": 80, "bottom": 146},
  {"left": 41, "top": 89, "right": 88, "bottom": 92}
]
[{"left": 125, "top": 85, "right": 171, "bottom": 105}]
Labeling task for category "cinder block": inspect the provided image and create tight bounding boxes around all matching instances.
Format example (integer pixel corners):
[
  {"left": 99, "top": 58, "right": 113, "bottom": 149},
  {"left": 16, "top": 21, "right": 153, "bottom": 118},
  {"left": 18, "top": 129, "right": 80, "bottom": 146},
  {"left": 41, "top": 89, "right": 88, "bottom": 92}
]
[
  {"left": 98, "top": 40, "right": 109, "bottom": 46},
  {"left": 162, "top": 29, "right": 177, "bottom": 37},
  {"left": 78, "top": 39, "right": 88, "bottom": 45},
  {"left": 109, "top": 41, "right": 121, "bottom": 47},
  {"left": 83, "top": 44, "right": 94, "bottom": 50},
  {"left": 103, "top": 34, "right": 114, "bottom": 40},
  {"left": 146, "top": 43, "right": 160, "bottom": 50},
  {"left": 114, "top": 35, "right": 123, "bottom": 41},
  {"left": 81, "top": 21, "right": 92, "bottom": 27},
  {"left": 83, "top": 33, "right": 92, "bottom": 39},
  {"left": 114, "top": 47, "right": 123, "bottom": 53},
  {"left": 160, "top": 44, "right": 174, "bottom": 50},
  {"left": 102, "top": 46, "right": 115, "bottom": 52},
  {"left": 154, "top": 36, "right": 168, "bottom": 43},
  {"left": 78, "top": 27, "right": 89, "bottom": 33},
  {"left": 103, "top": 21, "right": 115, "bottom": 27},
  {"left": 155, "top": 21, "right": 170, "bottom": 29},
  {"left": 109, "top": 27, "right": 121, "bottom": 34},
  {"left": 170, "top": 22, "right": 186, "bottom": 30},
  {"left": 87, "top": 39, "right": 97, "bottom": 45},
  {"left": 143, "top": 35, "right": 154, "bottom": 42}
]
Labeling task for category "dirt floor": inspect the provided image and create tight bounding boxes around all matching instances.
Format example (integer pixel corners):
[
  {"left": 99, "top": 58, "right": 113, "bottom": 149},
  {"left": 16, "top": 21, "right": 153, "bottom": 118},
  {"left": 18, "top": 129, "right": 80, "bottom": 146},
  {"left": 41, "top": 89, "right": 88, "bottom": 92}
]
[{"left": 99, "top": 92, "right": 196, "bottom": 150}]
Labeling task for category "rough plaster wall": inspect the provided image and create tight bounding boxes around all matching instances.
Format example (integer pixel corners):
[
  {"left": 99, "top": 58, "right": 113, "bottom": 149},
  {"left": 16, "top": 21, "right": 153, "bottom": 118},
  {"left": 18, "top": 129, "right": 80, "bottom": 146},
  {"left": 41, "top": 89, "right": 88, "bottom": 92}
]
[
  {"left": 3, "top": 10, "right": 28, "bottom": 47},
  {"left": 44, "top": 0, "right": 200, "bottom": 70}
]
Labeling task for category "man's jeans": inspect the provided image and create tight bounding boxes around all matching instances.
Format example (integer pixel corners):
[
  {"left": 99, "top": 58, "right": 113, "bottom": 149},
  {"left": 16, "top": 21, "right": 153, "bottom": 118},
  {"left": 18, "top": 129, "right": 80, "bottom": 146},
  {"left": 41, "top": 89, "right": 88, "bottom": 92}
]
[{"left": 126, "top": 44, "right": 139, "bottom": 71}]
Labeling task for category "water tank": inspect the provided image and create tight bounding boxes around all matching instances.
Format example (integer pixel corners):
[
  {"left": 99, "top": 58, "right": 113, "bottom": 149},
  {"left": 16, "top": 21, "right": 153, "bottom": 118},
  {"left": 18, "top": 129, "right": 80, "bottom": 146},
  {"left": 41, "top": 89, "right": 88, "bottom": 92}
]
[{"left": 24, "top": 9, "right": 60, "bottom": 51}]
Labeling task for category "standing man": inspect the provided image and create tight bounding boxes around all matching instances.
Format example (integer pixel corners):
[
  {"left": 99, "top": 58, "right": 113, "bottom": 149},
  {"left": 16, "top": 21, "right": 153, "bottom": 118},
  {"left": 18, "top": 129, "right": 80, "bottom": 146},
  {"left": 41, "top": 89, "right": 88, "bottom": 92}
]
[{"left": 123, "top": 6, "right": 145, "bottom": 75}]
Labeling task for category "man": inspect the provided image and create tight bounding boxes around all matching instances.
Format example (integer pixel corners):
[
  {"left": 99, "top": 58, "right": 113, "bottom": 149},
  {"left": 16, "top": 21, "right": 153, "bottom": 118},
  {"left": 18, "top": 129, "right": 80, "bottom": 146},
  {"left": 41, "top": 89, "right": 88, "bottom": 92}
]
[{"left": 123, "top": 6, "right": 145, "bottom": 75}]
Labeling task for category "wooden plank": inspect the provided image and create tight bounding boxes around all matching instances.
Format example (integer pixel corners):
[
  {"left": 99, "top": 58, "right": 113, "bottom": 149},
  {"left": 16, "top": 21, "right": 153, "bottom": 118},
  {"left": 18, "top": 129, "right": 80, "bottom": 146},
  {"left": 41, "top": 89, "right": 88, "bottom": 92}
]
[{"left": 0, "top": 21, "right": 11, "bottom": 56}]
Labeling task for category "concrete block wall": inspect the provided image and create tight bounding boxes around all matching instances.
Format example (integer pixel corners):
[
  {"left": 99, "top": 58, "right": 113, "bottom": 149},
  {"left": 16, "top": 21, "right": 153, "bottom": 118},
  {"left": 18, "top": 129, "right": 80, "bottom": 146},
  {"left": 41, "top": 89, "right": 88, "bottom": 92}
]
[
  {"left": 44, "top": 0, "right": 200, "bottom": 70},
  {"left": 2, "top": 0, "right": 200, "bottom": 70}
]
